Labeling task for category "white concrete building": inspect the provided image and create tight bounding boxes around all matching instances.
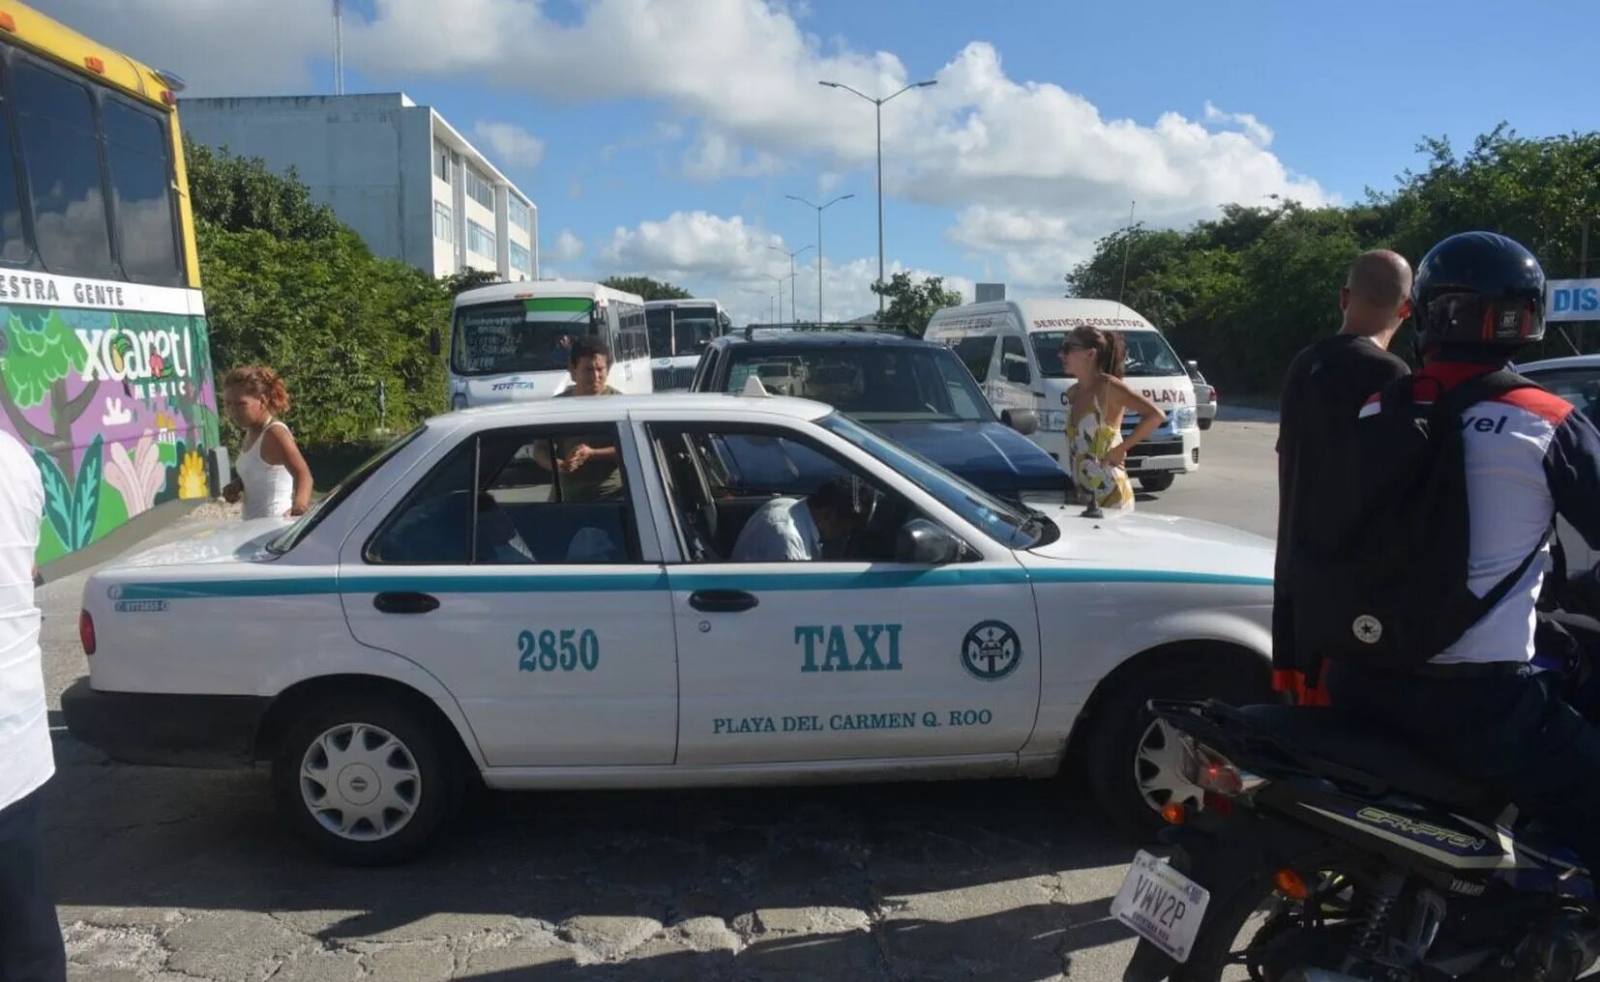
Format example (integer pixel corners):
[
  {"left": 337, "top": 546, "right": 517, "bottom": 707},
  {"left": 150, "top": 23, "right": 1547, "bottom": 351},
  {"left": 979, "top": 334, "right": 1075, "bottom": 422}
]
[{"left": 180, "top": 93, "right": 537, "bottom": 281}]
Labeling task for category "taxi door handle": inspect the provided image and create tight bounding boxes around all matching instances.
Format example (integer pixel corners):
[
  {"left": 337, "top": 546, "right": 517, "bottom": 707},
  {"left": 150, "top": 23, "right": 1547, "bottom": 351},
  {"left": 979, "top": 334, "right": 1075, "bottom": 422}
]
[
  {"left": 373, "top": 591, "right": 440, "bottom": 615},
  {"left": 688, "top": 590, "right": 758, "bottom": 613}
]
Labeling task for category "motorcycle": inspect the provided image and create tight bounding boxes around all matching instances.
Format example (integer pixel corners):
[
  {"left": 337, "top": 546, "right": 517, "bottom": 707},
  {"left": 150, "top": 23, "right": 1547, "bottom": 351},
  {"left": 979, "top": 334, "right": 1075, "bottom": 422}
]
[{"left": 1115, "top": 561, "right": 1600, "bottom": 982}]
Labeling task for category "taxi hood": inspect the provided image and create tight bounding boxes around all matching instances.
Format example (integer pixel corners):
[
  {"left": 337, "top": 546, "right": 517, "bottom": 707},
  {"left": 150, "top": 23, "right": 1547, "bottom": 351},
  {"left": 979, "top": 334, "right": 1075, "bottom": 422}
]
[
  {"left": 110, "top": 518, "right": 290, "bottom": 570},
  {"left": 1022, "top": 507, "right": 1274, "bottom": 583}
]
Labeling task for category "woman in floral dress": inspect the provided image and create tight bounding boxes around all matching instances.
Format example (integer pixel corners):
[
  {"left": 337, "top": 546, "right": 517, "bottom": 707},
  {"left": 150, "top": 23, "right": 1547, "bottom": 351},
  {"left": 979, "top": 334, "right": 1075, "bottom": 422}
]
[{"left": 1059, "top": 325, "right": 1167, "bottom": 511}]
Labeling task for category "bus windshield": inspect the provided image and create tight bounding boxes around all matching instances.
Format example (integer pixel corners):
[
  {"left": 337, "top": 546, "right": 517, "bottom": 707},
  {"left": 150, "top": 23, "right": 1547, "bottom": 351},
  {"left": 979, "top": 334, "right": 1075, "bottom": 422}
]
[
  {"left": 451, "top": 299, "right": 595, "bottom": 376},
  {"left": 1030, "top": 329, "right": 1187, "bottom": 379},
  {"left": 647, "top": 305, "right": 719, "bottom": 359}
]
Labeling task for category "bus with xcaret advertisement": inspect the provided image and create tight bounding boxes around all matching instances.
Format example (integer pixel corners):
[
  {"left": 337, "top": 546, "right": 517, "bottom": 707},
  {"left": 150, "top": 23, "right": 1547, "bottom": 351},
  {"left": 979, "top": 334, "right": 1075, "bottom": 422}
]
[{"left": 0, "top": 1, "right": 220, "bottom": 566}]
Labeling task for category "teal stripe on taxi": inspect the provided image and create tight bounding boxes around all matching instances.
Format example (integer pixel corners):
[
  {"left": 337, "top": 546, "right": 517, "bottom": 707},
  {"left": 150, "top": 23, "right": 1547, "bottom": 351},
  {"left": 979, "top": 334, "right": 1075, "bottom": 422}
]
[{"left": 110, "top": 565, "right": 1269, "bottom": 601}]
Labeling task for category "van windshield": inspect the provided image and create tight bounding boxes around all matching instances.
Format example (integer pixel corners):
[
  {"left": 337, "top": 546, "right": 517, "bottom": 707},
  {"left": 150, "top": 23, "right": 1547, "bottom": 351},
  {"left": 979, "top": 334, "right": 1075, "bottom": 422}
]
[
  {"left": 1030, "top": 329, "right": 1187, "bottom": 379},
  {"left": 452, "top": 298, "right": 595, "bottom": 376}
]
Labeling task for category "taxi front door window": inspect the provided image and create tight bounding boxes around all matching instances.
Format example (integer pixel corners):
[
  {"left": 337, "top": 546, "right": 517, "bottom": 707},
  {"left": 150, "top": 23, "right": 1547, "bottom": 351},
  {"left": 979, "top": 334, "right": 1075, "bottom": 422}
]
[{"left": 651, "top": 425, "right": 905, "bottom": 565}]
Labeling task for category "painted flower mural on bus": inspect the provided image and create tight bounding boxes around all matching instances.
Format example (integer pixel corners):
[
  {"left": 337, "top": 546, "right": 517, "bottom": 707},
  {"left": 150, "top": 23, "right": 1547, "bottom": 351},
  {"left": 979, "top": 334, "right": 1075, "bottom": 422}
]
[{"left": 0, "top": 298, "right": 220, "bottom": 563}]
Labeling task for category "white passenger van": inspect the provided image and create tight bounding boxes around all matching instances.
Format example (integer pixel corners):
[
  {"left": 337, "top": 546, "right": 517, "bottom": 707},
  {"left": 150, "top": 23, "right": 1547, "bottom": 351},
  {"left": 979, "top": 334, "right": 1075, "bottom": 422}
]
[
  {"left": 925, "top": 297, "right": 1200, "bottom": 492},
  {"left": 437, "top": 280, "right": 651, "bottom": 410}
]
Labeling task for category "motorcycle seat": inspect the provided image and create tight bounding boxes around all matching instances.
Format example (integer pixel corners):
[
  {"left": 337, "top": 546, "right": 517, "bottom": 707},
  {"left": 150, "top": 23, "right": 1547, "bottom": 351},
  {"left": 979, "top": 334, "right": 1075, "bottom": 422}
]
[{"left": 1233, "top": 704, "right": 1505, "bottom": 817}]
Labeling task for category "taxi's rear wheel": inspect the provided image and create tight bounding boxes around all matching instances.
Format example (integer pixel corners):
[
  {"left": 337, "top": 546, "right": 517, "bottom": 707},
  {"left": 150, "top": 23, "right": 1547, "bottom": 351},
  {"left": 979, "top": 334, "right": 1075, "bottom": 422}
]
[
  {"left": 271, "top": 694, "right": 463, "bottom": 866},
  {"left": 1083, "top": 657, "right": 1268, "bottom": 838}
]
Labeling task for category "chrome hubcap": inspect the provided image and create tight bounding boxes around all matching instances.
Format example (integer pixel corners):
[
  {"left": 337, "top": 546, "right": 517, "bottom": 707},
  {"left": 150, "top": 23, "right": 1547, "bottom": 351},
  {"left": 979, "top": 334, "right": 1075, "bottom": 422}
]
[
  {"left": 299, "top": 722, "right": 421, "bottom": 841},
  {"left": 1134, "top": 717, "right": 1202, "bottom": 814}
]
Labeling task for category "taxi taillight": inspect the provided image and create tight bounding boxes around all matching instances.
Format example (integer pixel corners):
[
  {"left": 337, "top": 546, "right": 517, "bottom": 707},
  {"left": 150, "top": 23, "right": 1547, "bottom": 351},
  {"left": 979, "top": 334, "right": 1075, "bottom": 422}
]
[{"left": 79, "top": 609, "right": 96, "bottom": 656}]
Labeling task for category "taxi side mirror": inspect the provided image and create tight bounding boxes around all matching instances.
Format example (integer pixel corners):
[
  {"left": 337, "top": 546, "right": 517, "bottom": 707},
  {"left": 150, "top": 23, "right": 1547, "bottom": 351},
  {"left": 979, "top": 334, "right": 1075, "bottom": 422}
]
[{"left": 896, "top": 519, "right": 968, "bottom": 565}]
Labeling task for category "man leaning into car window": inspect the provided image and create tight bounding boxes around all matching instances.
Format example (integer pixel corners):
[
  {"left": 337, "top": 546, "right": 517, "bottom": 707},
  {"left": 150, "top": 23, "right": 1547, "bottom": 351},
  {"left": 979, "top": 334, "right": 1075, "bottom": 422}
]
[
  {"left": 731, "top": 478, "right": 858, "bottom": 561},
  {"left": 531, "top": 337, "right": 625, "bottom": 502}
]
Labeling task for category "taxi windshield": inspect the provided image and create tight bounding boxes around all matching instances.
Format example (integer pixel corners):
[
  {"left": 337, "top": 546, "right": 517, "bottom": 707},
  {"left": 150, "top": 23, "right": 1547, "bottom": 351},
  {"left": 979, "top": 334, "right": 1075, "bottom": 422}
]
[
  {"left": 266, "top": 425, "right": 425, "bottom": 555},
  {"left": 817, "top": 411, "right": 1041, "bottom": 548}
]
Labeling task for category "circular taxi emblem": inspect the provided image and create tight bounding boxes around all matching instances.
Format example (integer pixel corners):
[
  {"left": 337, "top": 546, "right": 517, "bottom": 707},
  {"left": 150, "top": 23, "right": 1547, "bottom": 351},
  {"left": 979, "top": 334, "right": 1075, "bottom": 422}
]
[
  {"left": 962, "top": 620, "right": 1022, "bottom": 681},
  {"left": 106, "top": 584, "right": 124, "bottom": 600},
  {"left": 1352, "top": 615, "right": 1383, "bottom": 645}
]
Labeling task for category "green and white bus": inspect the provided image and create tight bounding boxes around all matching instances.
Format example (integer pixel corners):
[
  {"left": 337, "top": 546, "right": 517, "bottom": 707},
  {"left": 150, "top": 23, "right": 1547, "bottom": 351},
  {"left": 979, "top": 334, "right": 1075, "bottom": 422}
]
[{"left": 443, "top": 280, "right": 651, "bottom": 408}]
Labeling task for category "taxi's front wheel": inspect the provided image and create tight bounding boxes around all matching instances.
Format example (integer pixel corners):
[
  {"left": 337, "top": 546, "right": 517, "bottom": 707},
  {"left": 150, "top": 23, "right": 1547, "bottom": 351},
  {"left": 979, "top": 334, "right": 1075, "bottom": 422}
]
[
  {"left": 1083, "top": 658, "right": 1269, "bottom": 839},
  {"left": 271, "top": 693, "right": 464, "bottom": 866}
]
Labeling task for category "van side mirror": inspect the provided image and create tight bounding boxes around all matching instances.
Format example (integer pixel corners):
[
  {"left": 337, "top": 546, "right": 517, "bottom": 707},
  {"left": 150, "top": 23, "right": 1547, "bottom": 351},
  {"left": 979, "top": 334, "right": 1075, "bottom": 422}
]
[
  {"left": 1185, "top": 359, "right": 1199, "bottom": 373},
  {"left": 896, "top": 518, "right": 969, "bottom": 565},
  {"left": 428, "top": 327, "right": 442, "bottom": 356},
  {"left": 1003, "top": 360, "right": 1030, "bottom": 384},
  {"left": 1001, "top": 409, "right": 1038, "bottom": 435}
]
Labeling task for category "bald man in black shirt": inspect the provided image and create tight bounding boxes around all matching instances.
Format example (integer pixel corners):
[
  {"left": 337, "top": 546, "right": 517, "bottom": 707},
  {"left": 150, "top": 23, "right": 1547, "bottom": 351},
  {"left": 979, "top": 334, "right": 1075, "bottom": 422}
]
[{"left": 1273, "top": 250, "right": 1414, "bottom": 704}]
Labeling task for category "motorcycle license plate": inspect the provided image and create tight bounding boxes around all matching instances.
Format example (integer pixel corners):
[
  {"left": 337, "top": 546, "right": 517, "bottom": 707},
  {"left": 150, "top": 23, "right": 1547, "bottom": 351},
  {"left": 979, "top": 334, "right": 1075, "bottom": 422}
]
[{"left": 1110, "top": 850, "right": 1210, "bottom": 963}]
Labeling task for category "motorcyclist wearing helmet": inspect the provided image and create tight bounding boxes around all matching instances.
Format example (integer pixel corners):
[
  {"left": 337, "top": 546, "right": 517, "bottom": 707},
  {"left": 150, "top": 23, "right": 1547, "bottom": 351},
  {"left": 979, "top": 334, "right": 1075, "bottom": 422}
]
[{"left": 1324, "top": 231, "right": 1600, "bottom": 876}]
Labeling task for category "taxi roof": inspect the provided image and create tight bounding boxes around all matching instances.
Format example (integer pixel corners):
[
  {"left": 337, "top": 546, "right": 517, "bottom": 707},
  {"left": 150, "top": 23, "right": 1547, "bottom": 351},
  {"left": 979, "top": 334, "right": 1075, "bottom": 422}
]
[{"left": 426, "top": 391, "right": 834, "bottom": 429}]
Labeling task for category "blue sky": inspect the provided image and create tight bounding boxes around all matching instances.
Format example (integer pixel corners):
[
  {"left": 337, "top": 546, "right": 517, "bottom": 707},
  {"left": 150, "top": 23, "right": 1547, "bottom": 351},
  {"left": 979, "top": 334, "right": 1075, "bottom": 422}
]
[{"left": 41, "top": 0, "right": 1599, "bottom": 323}]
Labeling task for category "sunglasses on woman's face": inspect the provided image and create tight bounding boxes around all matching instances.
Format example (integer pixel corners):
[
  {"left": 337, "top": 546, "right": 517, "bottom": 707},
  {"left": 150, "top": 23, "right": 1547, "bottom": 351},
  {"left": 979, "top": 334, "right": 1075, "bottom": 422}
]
[{"left": 1061, "top": 343, "right": 1089, "bottom": 353}]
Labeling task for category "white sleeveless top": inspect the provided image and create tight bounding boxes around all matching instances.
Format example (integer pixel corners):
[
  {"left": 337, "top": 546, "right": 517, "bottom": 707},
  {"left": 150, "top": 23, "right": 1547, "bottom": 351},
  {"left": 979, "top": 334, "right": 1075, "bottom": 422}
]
[{"left": 237, "top": 420, "right": 295, "bottom": 519}]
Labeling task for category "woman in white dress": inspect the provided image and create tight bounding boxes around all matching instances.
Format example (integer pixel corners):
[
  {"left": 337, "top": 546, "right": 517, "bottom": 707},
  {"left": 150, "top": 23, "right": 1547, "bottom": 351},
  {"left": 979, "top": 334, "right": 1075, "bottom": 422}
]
[{"left": 221, "top": 365, "right": 313, "bottom": 519}]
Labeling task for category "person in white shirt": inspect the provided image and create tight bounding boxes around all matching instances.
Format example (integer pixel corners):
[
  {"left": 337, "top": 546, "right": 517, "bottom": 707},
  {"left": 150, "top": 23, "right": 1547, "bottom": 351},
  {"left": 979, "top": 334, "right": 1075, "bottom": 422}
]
[
  {"left": 731, "top": 477, "right": 858, "bottom": 562},
  {"left": 0, "top": 430, "right": 66, "bottom": 981}
]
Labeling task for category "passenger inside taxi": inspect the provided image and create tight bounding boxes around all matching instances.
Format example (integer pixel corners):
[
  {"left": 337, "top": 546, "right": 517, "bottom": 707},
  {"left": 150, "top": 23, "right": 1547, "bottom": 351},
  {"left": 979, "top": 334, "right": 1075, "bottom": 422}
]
[
  {"left": 651, "top": 425, "right": 908, "bottom": 563},
  {"left": 728, "top": 477, "right": 860, "bottom": 561}
]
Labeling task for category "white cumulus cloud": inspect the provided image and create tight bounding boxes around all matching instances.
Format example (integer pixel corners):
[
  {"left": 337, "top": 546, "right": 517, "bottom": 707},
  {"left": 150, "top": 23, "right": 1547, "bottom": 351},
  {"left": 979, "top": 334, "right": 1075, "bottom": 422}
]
[
  {"left": 549, "top": 229, "right": 585, "bottom": 262},
  {"left": 60, "top": 0, "right": 1334, "bottom": 287},
  {"left": 593, "top": 210, "right": 974, "bottom": 325},
  {"left": 473, "top": 121, "right": 547, "bottom": 169}
]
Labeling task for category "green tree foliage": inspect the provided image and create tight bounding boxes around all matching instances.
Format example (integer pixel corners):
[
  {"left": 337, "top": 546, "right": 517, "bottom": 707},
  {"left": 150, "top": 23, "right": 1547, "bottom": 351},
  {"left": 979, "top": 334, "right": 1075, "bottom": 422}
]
[
  {"left": 184, "top": 139, "right": 343, "bottom": 242},
  {"left": 188, "top": 142, "right": 450, "bottom": 448},
  {"left": 443, "top": 268, "right": 501, "bottom": 295},
  {"left": 871, "top": 272, "right": 964, "bottom": 337},
  {"left": 1065, "top": 127, "right": 1600, "bottom": 396},
  {"left": 601, "top": 275, "right": 693, "bottom": 300}
]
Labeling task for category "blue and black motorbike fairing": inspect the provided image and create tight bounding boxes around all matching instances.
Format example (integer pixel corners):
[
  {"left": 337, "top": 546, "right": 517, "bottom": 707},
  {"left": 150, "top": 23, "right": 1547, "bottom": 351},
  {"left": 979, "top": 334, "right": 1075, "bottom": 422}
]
[{"left": 1119, "top": 585, "right": 1600, "bottom": 982}]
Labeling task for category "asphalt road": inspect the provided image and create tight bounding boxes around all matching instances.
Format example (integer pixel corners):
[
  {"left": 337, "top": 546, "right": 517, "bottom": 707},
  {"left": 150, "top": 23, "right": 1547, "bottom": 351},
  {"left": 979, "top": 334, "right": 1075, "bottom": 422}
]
[{"left": 36, "top": 411, "right": 1280, "bottom": 982}]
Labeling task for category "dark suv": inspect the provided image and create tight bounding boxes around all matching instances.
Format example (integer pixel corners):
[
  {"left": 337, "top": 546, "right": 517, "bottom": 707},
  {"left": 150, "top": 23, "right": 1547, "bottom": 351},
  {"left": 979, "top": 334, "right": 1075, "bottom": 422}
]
[{"left": 690, "top": 329, "right": 1067, "bottom": 502}]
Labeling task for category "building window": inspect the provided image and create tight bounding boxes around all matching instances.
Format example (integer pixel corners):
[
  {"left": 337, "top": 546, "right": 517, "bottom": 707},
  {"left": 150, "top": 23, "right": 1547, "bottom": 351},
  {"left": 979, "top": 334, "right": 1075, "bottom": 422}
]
[
  {"left": 433, "top": 142, "right": 450, "bottom": 182},
  {"left": 508, "top": 196, "right": 531, "bottom": 233},
  {"left": 464, "top": 166, "right": 495, "bottom": 210},
  {"left": 509, "top": 241, "right": 532, "bottom": 276},
  {"left": 467, "top": 220, "right": 495, "bottom": 258},
  {"left": 434, "top": 201, "right": 453, "bottom": 243}
]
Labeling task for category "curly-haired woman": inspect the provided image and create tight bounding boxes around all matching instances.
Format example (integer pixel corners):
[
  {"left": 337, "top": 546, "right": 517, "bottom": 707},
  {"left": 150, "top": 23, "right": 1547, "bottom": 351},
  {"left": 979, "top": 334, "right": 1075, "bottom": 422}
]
[{"left": 221, "top": 365, "right": 313, "bottom": 519}]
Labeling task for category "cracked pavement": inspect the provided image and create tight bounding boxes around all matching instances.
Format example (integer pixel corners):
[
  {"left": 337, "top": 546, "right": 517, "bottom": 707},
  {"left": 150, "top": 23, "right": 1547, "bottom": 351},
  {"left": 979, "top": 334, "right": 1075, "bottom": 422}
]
[{"left": 36, "top": 420, "right": 1280, "bottom": 981}]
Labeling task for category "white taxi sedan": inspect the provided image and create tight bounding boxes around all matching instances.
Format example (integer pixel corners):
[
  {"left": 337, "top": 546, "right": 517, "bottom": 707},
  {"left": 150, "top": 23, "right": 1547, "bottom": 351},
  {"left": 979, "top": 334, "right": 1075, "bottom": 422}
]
[{"left": 63, "top": 392, "right": 1275, "bottom": 866}]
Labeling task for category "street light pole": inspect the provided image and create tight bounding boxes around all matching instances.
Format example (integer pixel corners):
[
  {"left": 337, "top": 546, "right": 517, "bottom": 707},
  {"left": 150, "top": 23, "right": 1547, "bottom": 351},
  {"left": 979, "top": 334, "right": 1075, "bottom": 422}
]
[
  {"left": 786, "top": 193, "right": 855, "bottom": 322},
  {"left": 765, "top": 274, "right": 785, "bottom": 325},
  {"left": 819, "top": 77, "right": 937, "bottom": 320},
  {"left": 770, "top": 245, "right": 813, "bottom": 323}
]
